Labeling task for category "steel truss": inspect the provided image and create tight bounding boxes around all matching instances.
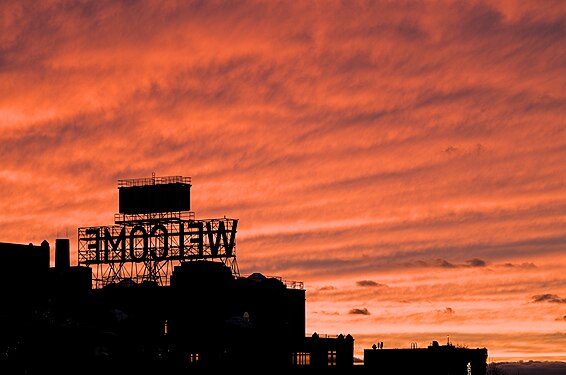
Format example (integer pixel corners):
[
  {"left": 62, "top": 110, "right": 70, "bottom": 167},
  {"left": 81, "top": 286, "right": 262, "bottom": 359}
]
[{"left": 78, "top": 211, "right": 239, "bottom": 288}]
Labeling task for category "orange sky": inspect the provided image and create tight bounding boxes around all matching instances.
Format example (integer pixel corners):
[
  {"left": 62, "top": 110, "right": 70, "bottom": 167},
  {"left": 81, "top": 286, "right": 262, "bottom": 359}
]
[{"left": 1, "top": 0, "right": 566, "bottom": 362}]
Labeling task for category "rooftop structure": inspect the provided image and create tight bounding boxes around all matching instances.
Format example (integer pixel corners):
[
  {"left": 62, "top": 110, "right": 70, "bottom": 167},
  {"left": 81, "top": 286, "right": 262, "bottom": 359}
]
[
  {"left": 118, "top": 175, "right": 192, "bottom": 214},
  {"left": 78, "top": 175, "right": 238, "bottom": 288}
]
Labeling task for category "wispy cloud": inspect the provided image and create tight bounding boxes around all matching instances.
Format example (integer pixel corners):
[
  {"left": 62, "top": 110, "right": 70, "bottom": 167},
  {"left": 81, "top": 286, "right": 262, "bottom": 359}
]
[
  {"left": 1, "top": 0, "right": 566, "bottom": 362},
  {"left": 356, "top": 280, "right": 387, "bottom": 287}
]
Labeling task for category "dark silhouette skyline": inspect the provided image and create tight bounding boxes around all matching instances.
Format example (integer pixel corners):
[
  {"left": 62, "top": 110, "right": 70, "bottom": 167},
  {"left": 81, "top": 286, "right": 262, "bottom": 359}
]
[{"left": 0, "top": 176, "right": 488, "bottom": 374}]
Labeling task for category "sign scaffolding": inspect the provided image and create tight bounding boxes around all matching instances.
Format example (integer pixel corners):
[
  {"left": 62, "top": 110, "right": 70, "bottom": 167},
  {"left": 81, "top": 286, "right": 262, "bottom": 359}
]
[{"left": 77, "top": 176, "right": 239, "bottom": 288}]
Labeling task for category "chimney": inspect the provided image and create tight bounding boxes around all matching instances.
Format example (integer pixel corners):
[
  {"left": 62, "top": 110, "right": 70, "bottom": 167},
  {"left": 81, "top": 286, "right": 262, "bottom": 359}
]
[{"left": 55, "top": 238, "right": 70, "bottom": 269}]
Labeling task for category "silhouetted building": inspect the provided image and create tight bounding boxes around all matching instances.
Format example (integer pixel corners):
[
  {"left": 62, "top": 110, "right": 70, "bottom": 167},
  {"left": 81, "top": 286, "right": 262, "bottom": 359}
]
[
  {"left": 364, "top": 340, "right": 488, "bottom": 375},
  {"left": 0, "top": 239, "right": 349, "bottom": 374},
  {"left": 0, "top": 239, "right": 92, "bottom": 374},
  {"left": 0, "top": 175, "right": 487, "bottom": 374},
  {"left": 164, "top": 261, "right": 307, "bottom": 371},
  {"left": 295, "top": 332, "right": 355, "bottom": 369}
]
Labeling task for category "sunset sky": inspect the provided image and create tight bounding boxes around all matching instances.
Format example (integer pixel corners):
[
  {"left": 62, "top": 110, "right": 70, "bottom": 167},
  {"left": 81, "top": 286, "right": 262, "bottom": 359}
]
[{"left": 1, "top": 0, "right": 566, "bottom": 363}]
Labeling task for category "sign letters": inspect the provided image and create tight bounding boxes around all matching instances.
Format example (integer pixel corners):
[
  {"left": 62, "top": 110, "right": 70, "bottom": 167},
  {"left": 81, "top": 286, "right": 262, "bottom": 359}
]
[{"left": 79, "top": 219, "right": 237, "bottom": 265}]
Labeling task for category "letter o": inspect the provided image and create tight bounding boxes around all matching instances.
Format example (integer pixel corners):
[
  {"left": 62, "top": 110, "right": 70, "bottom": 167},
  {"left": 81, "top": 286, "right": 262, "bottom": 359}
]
[
  {"left": 150, "top": 224, "right": 169, "bottom": 260},
  {"left": 129, "top": 225, "right": 148, "bottom": 262}
]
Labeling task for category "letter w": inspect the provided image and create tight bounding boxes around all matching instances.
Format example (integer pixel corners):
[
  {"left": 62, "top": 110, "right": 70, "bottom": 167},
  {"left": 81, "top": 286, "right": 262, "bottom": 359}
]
[{"left": 206, "top": 219, "right": 237, "bottom": 257}]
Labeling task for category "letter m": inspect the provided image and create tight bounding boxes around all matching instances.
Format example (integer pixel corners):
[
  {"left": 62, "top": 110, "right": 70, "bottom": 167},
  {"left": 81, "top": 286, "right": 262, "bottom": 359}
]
[{"left": 104, "top": 227, "right": 126, "bottom": 261}]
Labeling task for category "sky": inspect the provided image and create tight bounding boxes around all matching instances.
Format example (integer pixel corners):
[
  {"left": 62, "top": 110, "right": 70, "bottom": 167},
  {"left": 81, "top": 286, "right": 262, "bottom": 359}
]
[{"left": 1, "top": 0, "right": 566, "bottom": 364}]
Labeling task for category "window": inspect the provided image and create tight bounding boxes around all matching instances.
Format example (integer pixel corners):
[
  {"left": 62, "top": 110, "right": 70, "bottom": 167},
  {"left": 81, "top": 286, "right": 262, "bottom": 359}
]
[
  {"left": 328, "top": 350, "right": 336, "bottom": 366},
  {"left": 188, "top": 353, "right": 199, "bottom": 364},
  {"left": 292, "top": 352, "right": 310, "bottom": 366}
]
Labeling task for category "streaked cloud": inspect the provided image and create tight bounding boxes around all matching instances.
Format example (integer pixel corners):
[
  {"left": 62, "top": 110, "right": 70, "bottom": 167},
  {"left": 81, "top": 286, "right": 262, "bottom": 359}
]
[
  {"left": 356, "top": 280, "right": 386, "bottom": 287},
  {"left": 1, "top": 0, "right": 565, "bottom": 362}
]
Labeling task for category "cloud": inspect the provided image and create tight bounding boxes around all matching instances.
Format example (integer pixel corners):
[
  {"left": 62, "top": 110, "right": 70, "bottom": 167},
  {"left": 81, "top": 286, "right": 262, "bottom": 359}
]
[
  {"left": 402, "top": 258, "right": 486, "bottom": 270},
  {"left": 1, "top": 0, "right": 566, "bottom": 362},
  {"left": 356, "top": 280, "right": 386, "bottom": 287},
  {"left": 438, "top": 307, "right": 455, "bottom": 316},
  {"left": 318, "top": 286, "right": 336, "bottom": 292},
  {"left": 532, "top": 294, "right": 566, "bottom": 304},
  {"left": 501, "top": 262, "right": 537, "bottom": 269},
  {"left": 436, "top": 259, "right": 456, "bottom": 268},
  {"left": 313, "top": 310, "right": 339, "bottom": 316},
  {"left": 466, "top": 258, "right": 486, "bottom": 267},
  {"left": 349, "top": 308, "right": 371, "bottom": 316}
]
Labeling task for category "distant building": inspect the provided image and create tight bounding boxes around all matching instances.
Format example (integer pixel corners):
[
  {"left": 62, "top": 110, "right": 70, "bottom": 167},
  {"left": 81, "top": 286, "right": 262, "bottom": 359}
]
[
  {"left": 298, "top": 332, "right": 355, "bottom": 369},
  {"left": 364, "top": 340, "right": 488, "bottom": 375}
]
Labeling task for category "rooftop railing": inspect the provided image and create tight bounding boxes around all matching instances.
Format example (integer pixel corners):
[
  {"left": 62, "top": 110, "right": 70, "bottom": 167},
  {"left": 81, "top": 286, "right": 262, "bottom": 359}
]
[{"left": 118, "top": 175, "right": 191, "bottom": 188}]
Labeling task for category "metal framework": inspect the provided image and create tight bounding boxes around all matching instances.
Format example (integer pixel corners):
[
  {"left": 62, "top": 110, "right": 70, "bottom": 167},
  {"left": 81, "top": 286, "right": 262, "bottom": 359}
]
[
  {"left": 78, "top": 211, "right": 239, "bottom": 289},
  {"left": 117, "top": 175, "right": 191, "bottom": 187}
]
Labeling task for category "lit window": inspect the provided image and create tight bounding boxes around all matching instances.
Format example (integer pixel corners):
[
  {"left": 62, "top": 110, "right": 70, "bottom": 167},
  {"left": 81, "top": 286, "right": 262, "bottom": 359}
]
[
  {"left": 292, "top": 352, "right": 310, "bottom": 366},
  {"left": 189, "top": 353, "right": 199, "bottom": 364},
  {"left": 328, "top": 350, "right": 336, "bottom": 366}
]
